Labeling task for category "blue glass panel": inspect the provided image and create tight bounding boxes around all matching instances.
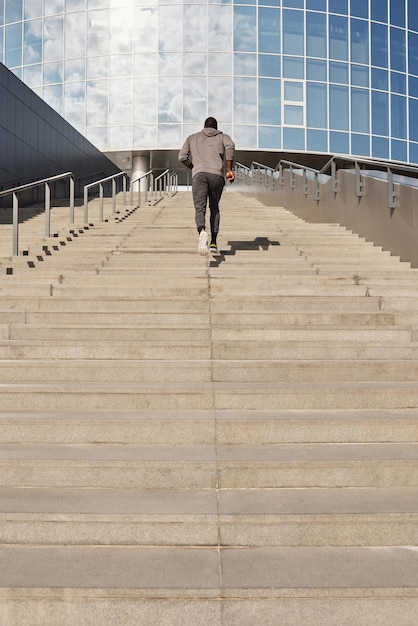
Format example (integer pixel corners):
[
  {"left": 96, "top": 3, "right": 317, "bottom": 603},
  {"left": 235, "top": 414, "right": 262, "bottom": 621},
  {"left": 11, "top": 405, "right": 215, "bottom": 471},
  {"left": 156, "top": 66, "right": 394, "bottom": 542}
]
[
  {"left": 234, "top": 125, "right": 258, "bottom": 147},
  {"left": 391, "top": 71, "right": 406, "bottom": 94},
  {"left": 24, "top": 20, "right": 42, "bottom": 65},
  {"left": 330, "top": 84, "right": 348, "bottom": 130},
  {"left": 408, "top": 2, "right": 418, "bottom": 33},
  {"left": 409, "top": 32, "right": 418, "bottom": 76},
  {"left": 307, "top": 11, "right": 326, "bottom": 57},
  {"left": 258, "top": 8, "right": 280, "bottom": 54},
  {"left": 329, "top": 15, "right": 348, "bottom": 61},
  {"left": 43, "top": 85, "right": 63, "bottom": 115},
  {"left": 330, "top": 61, "right": 348, "bottom": 84},
  {"left": 234, "top": 53, "right": 257, "bottom": 76},
  {"left": 283, "top": 56, "right": 304, "bottom": 78},
  {"left": 258, "top": 54, "right": 281, "bottom": 78},
  {"left": 307, "top": 58, "right": 327, "bottom": 80},
  {"left": 409, "top": 77, "right": 418, "bottom": 98},
  {"left": 0, "top": 29, "right": 3, "bottom": 62},
  {"left": 390, "top": 0, "right": 405, "bottom": 28},
  {"left": 5, "top": 22, "right": 22, "bottom": 67},
  {"left": 5, "top": 0, "right": 22, "bottom": 23},
  {"left": 390, "top": 28, "right": 406, "bottom": 72},
  {"left": 330, "top": 131, "right": 349, "bottom": 154},
  {"left": 259, "top": 126, "right": 281, "bottom": 150},
  {"left": 306, "top": 0, "right": 326, "bottom": 11},
  {"left": 283, "top": 127, "right": 305, "bottom": 150},
  {"left": 351, "top": 19, "right": 369, "bottom": 64},
  {"left": 409, "top": 142, "right": 418, "bottom": 163},
  {"left": 391, "top": 94, "right": 406, "bottom": 138},
  {"left": 351, "top": 134, "right": 370, "bottom": 157},
  {"left": 409, "top": 98, "right": 418, "bottom": 141},
  {"left": 44, "top": 61, "right": 63, "bottom": 84},
  {"left": 234, "top": 77, "right": 257, "bottom": 124},
  {"left": 351, "top": 88, "right": 369, "bottom": 133},
  {"left": 329, "top": 0, "right": 347, "bottom": 15},
  {"left": 24, "top": 0, "right": 42, "bottom": 20},
  {"left": 284, "top": 81, "right": 303, "bottom": 101},
  {"left": 283, "top": 0, "right": 303, "bottom": 7},
  {"left": 234, "top": 6, "right": 256, "bottom": 52},
  {"left": 307, "top": 82, "right": 327, "bottom": 127},
  {"left": 0, "top": 0, "right": 3, "bottom": 27},
  {"left": 372, "top": 68, "right": 388, "bottom": 90},
  {"left": 372, "top": 90, "right": 388, "bottom": 135},
  {"left": 283, "top": 9, "right": 304, "bottom": 55},
  {"left": 371, "top": 0, "right": 387, "bottom": 23},
  {"left": 351, "top": 64, "right": 369, "bottom": 87},
  {"left": 284, "top": 104, "right": 303, "bottom": 125},
  {"left": 259, "top": 78, "right": 281, "bottom": 125},
  {"left": 393, "top": 139, "right": 408, "bottom": 162},
  {"left": 350, "top": 0, "right": 368, "bottom": 19},
  {"left": 371, "top": 23, "right": 388, "bottom": 68},
  {"left": 307, "top": 129, "right": 327, "bottom": 152},
  {"left": 372, "top": 136, "right": 389, "bottom": 159}
]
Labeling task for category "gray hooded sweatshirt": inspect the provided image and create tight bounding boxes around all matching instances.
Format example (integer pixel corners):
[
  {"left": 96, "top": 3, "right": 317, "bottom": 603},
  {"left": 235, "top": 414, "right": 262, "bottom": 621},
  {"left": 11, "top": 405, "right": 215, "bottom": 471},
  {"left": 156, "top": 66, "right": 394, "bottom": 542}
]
[{"left": 178, "top": 127, "right": 235, "bottom": 178}]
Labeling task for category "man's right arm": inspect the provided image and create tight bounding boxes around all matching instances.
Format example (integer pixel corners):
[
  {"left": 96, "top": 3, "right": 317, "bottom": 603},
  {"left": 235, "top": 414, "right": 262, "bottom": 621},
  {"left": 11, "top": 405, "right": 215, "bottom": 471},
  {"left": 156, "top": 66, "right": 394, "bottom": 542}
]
[{"left": 178, "top": 138, "right": 193, "bottom": 169}]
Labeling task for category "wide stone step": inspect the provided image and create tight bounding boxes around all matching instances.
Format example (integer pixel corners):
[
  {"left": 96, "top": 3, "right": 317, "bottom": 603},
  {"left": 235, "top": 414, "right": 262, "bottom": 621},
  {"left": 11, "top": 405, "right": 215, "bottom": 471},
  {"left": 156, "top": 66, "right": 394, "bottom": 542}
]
[
  {"left": 1, "top": 381, "right": 418, "bottom": 410},
  {"left": 1, "top": 408, "right": 417, "bottom": 444},
  {"left": 6, "top": 324, "right": 211, "bottom": 341},
  {"left": 1, "top": 486, "right": 417, "bottom": 547},
  {"left": 213, "top": 341, "right": 418, "bottom": 359},
  {"left": 0, "top": 340, "right": 210, "bottom": 359},
  {"left": 1, "top": 359, "right": 418, "bottom": 384},
  {"left": 3, "top": 324, "right": 410, "bottom": 342},
  {"left": 0, "top": 442, "right": 417, "bottom": 489}
]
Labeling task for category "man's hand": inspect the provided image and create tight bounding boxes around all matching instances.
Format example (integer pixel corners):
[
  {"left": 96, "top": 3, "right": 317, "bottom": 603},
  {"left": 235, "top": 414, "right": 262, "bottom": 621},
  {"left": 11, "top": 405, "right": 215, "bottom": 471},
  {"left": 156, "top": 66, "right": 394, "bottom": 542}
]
[{"left": 226, "top": 170, "right": 235, "bottom": 183}]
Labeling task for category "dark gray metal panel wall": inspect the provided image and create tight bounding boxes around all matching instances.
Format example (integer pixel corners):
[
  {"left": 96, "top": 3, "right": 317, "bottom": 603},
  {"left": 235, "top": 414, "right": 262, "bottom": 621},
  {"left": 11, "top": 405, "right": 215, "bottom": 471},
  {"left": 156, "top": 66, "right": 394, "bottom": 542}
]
[{"left": 0, "top": 62, "right": 119, "bottom": 191}]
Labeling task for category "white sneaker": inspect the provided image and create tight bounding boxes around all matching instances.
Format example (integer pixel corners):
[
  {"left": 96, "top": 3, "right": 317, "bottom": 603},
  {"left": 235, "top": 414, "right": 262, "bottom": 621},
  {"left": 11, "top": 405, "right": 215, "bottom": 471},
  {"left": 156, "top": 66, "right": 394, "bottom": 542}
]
[{"left": 198, "top": 230, "right": 209, "bottom": 255}]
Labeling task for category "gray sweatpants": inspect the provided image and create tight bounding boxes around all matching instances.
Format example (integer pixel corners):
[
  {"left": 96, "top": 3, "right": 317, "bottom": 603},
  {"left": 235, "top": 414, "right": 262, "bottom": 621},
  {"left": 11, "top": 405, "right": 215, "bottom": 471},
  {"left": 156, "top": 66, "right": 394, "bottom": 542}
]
[{"left": 192, "top": 172, "right": 225, "bottom": 234}]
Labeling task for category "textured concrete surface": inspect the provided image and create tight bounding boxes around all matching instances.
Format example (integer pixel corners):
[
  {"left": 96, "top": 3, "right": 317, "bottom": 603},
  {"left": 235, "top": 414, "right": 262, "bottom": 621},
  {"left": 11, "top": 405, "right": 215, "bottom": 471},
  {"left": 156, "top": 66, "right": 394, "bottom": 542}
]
[{"left": 1, "top": 191, "right": 418, "bottom": 624}]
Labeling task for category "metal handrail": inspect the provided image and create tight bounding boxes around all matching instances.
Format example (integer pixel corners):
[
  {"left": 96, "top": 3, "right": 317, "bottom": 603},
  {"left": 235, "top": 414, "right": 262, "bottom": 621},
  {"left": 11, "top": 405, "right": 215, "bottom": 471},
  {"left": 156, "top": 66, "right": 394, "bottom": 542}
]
[
  {"left": 0, "top": 172, "right": 74, "bottom": 256},
  {"left": 129, "top": 171, "right": 153, "bottom": 207},
  {"left": 150, "top": 169, "right": 178, "bottom": 204},
  {"left": 237, "top": 155, "right": 418, "bottom": 210},
  {"left": 83, "top": 171, "right": 128, "bottom": 223}
]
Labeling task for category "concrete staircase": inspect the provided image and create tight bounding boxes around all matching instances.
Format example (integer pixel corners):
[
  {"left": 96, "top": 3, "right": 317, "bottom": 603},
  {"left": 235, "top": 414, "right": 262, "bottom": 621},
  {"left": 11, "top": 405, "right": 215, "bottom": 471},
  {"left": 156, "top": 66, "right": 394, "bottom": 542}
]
[{"left": 1, "top": 190, "right": 418, "bottom": 625}]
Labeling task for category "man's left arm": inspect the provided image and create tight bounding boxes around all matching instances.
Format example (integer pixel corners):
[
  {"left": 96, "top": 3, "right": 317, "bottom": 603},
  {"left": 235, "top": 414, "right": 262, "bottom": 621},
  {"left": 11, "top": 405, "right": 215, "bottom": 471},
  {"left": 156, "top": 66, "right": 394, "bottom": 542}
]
[{"left": 223, "top": 135, "right": 235, "bottom": 182}]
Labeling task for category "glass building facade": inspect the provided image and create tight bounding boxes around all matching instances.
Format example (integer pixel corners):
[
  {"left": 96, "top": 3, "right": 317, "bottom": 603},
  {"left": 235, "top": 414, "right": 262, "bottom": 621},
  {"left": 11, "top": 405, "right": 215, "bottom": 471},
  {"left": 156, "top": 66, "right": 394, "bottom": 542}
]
[{"left": 1, "top": 0, "right": 418, "bottom": 165}]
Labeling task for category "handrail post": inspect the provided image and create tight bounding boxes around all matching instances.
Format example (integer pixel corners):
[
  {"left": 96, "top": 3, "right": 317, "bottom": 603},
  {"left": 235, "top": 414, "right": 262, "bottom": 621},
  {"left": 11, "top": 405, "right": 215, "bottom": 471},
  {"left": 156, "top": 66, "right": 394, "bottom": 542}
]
[
  {"left": 45, "top": 181, "right": 51, "bottom": 238},
  {"left": 303, "top": 169, "right": 308, "bottom": 196},
  {"left": 387, "top": 166, "right": 396, "bottom": 209},
  {"left": 112, "top": 178, "right": 116, "bottom": 214},
  {"left": 279, "top": 163, "right": 284, "bottom": 187},
  {"left": 355, "top": 161, "right": 364, "bottom": 197},
  {"left": 123, "top": 175, "right": 127, "bottom": 206},
  {"left": 13, "top": 192, "right": 19, "bottom": 256},
  {"left": 314, "top": 172, "right": 320, "bottom": 201},
  {"left": 84, "top": 186, "right": 89, "bottom": 224},
  {"left": 69, "top": 176, "right": 75, "bottom": 224},
  {"left": 331, "top": 159, "right": 338, "bottom": 193},
  {"left": 289, "top": 165, "right": 295, "bottom": 189},
  {"left": 99, "top": 183, "right": 104, "bottom": 222}
]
